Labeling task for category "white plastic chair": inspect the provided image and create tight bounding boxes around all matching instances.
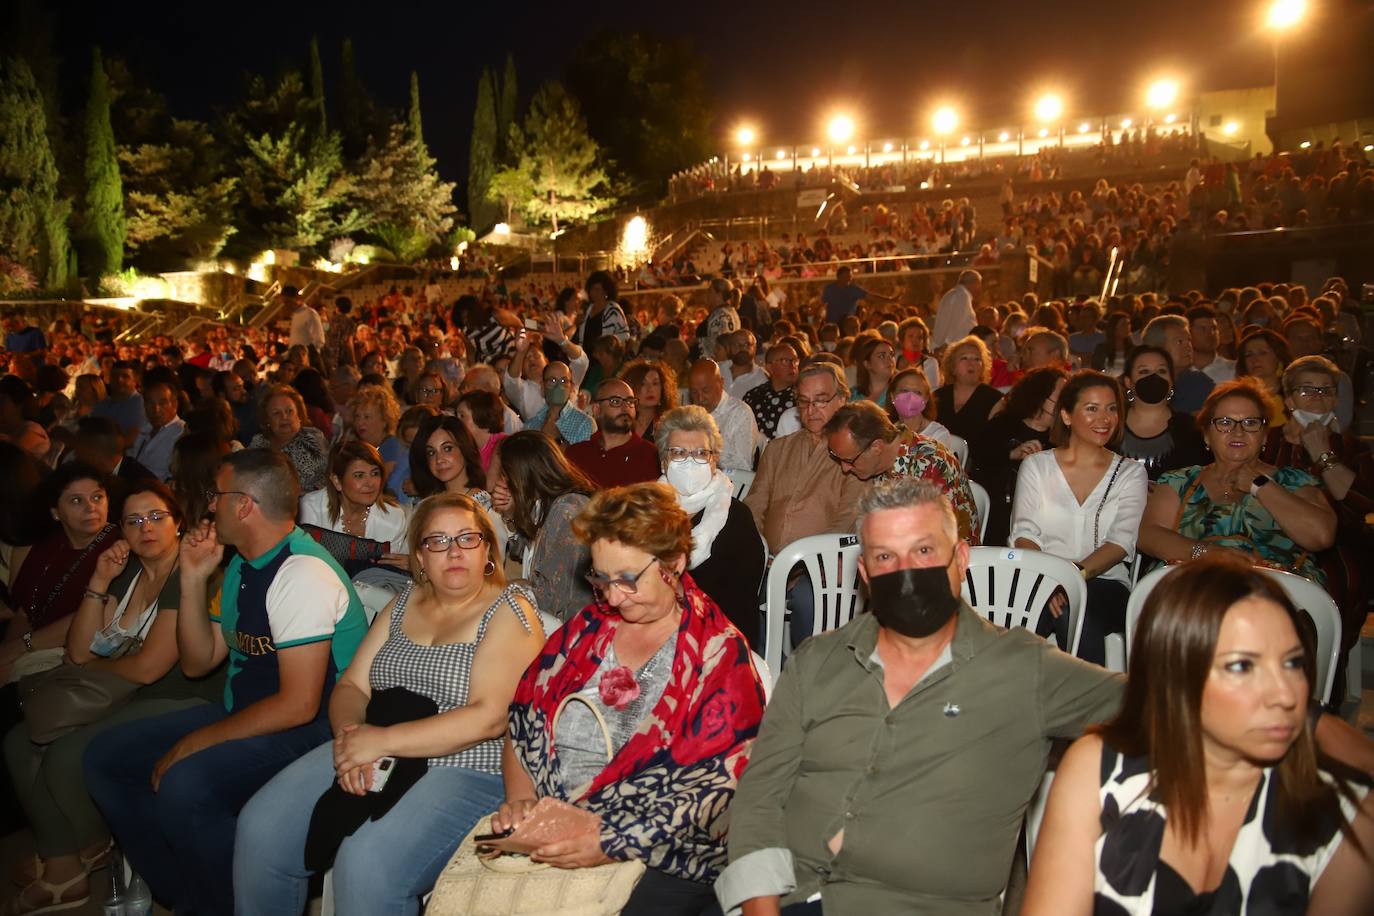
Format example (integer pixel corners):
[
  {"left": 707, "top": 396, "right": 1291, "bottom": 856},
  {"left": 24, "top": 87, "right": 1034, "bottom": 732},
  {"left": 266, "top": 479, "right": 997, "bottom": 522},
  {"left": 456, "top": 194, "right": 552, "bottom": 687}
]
[
  {"left": 726, "top": 467, "right": 755, "bottom": 500},
  {"left": 762, "top": 533, "right": 866, "bottom": 678},
  {"left": 968, "top": 480, "right": 990, "bottom": 543},
  {"left": 961, "top": 547, "right": 1087, "bottom": 656},
  {"left": 947, "top": 434, "right": 969, "bottom": 468},
  {"left": 1124, "top": 565, "right": 1343, "bottom": 705},
  {"left": 1025, "top": 769, "right": 1056, "bottom": 865}
]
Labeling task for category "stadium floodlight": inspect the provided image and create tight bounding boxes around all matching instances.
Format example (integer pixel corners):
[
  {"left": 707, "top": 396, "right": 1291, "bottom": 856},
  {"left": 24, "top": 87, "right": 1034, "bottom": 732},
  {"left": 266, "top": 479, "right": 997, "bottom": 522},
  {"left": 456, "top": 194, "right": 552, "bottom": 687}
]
[
  {"left": 811, "top": 147, "right": 821, "bottom": 157},
  {"left": 1145, "top": 79, "right": 1179, "bottom": 110},
  {"left": 735, "top": 126, "right": 756, "bottom": 146},
  {"left": 918, "top": 140, "right": 930, "bottom": 151},
  {"left": 882, "top": 141, "right": 894, "bottom": 153},
  {"left": 741, "top": 153, "right": 751, "bottom": 162},
  {"left": 1078, "top": 122, "right": 1091, "bottom": 134},
  {"left": 827, "top": 114, "right": 856, "bottom": 144},
  {"left": 776, "top": 149, "right": 787, "bottom": 159},
  {"left": 1034, "top": 94, "right": 1064, "bottom": 123},
  {"left": 1223, "top": 121, "right": 1240, "bottom": 136},
  {"left": 846, "top": 145, "right": 857, "bottom": 155},
  {"left": 1121, "top": 118, "right": 1133, "bottom": 129},
  {"left": 997, "top": 131, "right": 1010, "bottom": 142},
  {"left": 1038, "top": 128, "right": 1049, "bottom": 138},
  {"left": 931, "top": 106, "right": 958, "bottom": 135},
  {"left": 960, "top": 136, "right": 971, "bottom": 146},
  {"left": 1164, "top": 113, "right": 1177, "bottom": 124},
  {"left": 1266, "top": 0, "right": 1307, "bottom": 30}
]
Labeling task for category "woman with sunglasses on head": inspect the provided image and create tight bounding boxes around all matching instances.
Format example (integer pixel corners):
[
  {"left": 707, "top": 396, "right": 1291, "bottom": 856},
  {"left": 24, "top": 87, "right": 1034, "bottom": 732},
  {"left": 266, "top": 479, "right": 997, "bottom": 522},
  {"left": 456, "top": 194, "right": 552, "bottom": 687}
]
[
  {"left": 4, "top": 482, "right": 220, "bottom": 915},
  {"left": 488, "top": 482, "right": 766, "bottom": 915},
  {"left": 652, "top": 406, "right": 766, "bottom": 648},
  {"left": 234, "top": 492, "right": 545, "bottom": 916},
  {"left": 1138, "top": 379, "right": 1336, "bottom": 582}
]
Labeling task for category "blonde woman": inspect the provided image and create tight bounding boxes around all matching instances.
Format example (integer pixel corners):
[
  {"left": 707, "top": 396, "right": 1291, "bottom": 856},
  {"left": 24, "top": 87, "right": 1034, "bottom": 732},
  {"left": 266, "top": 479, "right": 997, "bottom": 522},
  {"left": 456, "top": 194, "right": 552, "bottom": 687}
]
[
  {"left": 346, "top": 384, "right": 408, "bottom": 501},
  {"left": 933, "top": 335, "right": 1003, "bottom": 443}
]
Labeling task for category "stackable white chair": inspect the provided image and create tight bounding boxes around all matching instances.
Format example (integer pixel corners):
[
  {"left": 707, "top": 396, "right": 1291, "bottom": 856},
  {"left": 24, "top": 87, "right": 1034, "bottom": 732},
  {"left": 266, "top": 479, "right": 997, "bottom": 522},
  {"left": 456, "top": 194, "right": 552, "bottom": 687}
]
[
  {"left": 1124, "top": 565, "right": 1342, "bottom": 705},
  {"left": 968, "top": 480, "right": 991, "bottom": 544},
  {"left": 762, "top": 533, "right": 866, "bottom": 678},
  {"left": 947, "top": 434, "right": 969, "bottom": 468},
  {"left": 726, "top": 468, "right": 755, "bottom": 500},
  {"left": 961, "top": 547, "right": 1088, "bottom": 656}
]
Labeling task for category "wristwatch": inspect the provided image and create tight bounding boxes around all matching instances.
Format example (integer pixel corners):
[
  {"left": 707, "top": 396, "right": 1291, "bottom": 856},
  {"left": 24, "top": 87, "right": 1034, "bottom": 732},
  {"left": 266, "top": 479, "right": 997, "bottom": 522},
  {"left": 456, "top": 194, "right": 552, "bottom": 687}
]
[{"left": 1249, "top": 474, "right": 1271, "bottom": 498}]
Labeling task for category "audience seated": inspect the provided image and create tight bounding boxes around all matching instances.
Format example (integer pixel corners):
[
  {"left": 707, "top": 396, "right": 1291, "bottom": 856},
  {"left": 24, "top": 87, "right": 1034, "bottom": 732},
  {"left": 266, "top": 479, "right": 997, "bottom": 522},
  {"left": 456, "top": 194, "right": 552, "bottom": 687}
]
[
  {"left": 82, "top": 449, "right": 368, "bottom": 916},
  {"left": 493, "top": 483, "right": 765, "bottom": 914},
  {"left": 620, "top": 359, "right": 678, "bottom": 442},
  {"left": 1118, "top": 345, "right": 1207, "bottom": 480},
  {"left": 565, "top": 379, "right": 661, "bottom": 489},
  {"left": 742, "top": 343, "right": 798, "bottom": 441},
  {"left": 249, "top": 385, "right": 329, "bottom": 493},
  {"left": 933, "top": 335, "right": 1003, "bottom": 442},
  {"left": 886, "top": 366, "right": 964, "bottom": 458},
  {"left": 1011, "top": 371, "right": 1147, "bottom": 662},
  {"left": 1023, "top": 558, "right": 1373, "bottom": 915},
  {"left": 234, "top": 493, "right": 544, "bottom": 915},
  {"left": 686, "top": 359, "right": 760, "bottom": 476},
  {"left": 652, "top": 406, "right": 767, "bottom": 646}
]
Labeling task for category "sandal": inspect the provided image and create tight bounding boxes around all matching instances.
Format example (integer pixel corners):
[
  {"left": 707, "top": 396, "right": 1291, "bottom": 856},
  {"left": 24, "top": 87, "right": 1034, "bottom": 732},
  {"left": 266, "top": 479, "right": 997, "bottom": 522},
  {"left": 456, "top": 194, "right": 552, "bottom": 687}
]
[
  {"left": 78, "top": 838, "right": 114, "bottom": 872},
  {"left": 5, "top": 871, "right": 89, "bottom": 915}
]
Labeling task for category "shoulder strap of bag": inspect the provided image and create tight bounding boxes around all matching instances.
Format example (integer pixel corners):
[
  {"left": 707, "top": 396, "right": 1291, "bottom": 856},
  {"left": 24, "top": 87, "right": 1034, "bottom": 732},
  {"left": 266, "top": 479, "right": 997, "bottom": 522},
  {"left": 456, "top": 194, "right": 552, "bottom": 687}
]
[{"left": 552, "top": 693, "right": 614, "bottom": 763}]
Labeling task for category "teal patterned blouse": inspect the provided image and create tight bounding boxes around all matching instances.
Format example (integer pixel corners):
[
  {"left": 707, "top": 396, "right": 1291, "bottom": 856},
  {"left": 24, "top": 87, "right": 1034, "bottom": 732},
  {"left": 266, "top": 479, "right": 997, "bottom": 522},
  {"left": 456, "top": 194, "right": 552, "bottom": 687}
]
[{"left": 1157, "top": 464, "right": 1325, "bottom": 583}]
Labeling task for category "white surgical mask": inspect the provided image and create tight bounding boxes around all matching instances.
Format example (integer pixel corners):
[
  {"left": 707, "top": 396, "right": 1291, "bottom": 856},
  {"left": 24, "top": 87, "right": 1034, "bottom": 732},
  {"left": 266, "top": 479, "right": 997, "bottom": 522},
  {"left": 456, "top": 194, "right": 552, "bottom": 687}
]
[
  {"left": 1292, "top": 408, "right": 1334, "bottom": 429},
  {"left": 666, "top": 458, "right": 713, "bottom": 497}
]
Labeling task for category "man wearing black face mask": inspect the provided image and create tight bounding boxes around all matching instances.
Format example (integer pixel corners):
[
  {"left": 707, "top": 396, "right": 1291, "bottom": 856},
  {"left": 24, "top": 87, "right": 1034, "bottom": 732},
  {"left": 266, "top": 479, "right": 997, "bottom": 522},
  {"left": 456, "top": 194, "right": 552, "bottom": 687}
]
[{"left": 716, "top": 479, "right": 1124, "bottom": 915}]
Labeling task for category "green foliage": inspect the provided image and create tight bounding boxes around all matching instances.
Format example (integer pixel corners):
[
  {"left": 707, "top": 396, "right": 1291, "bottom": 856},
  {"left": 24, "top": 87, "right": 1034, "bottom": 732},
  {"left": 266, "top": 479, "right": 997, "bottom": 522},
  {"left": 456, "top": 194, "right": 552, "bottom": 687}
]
[
  {"left": 82, "top": 47, "right": 126, "bottom": 275},
  {"left": 0, "top": 56, "right": 72, "bottom": 290},
  {"left": 467, "top": 68, "right": 499, "bottom": 234},
  {"left": 308, "top": 37, "right": 327, "bottom": 136},
  {"left": 450, "top": 226, "right": 476, "bottom": 247},
  {"left": 497, "top": 53, "right": 518, "bottom": 165},
  {"left": 354, "top": 121, "right": 456, "bottom": 258},
  {"left": 223, "top": 71, "right": 361, "bottom": 253},
  {"left": 492, "top": 81, "right": 614, "bottom": 232},
  {"left": 336, "top": 39, "right": 389, "bottom": 161},
  {"left": 408, "top": 71, "right": 423, "bottom": 146},
  {"left": 565, "top": 32, "right": 715, "bottom": 196}
]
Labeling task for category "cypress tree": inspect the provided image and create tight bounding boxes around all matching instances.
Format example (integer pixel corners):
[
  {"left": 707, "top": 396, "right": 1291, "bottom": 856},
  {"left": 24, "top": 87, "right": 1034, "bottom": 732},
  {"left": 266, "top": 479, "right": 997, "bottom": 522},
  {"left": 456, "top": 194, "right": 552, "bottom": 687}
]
[
  {"left": 0, "top": 56, "right": 71, "bottom": 288},
  {"left": 309, "top": 36, "right": 327, "bottom": 135},
  {"left": 82, "top": 46, "right": 125, "bottom": 276},
  {"left": 497, "top": 53, "right": 518, "bottom": 164},
  {"left": 338, "top": 38, "right": 362, "bottom": 156},
  {"left": 408, "top": 71, "right": 423, "bottom": 146},
  {"left": 467, "top": 67, "right": 498, "bottom": 232}
]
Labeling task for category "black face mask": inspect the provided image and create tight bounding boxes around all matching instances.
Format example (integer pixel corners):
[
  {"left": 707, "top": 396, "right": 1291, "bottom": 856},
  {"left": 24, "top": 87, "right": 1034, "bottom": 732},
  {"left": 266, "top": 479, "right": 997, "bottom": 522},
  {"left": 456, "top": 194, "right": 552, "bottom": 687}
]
[
  {"left": 1132, "top": 372, "right": 1172, "bottom": 405},
  {"left": 867, "top": 556, "right": 961, "bottom": 638}
]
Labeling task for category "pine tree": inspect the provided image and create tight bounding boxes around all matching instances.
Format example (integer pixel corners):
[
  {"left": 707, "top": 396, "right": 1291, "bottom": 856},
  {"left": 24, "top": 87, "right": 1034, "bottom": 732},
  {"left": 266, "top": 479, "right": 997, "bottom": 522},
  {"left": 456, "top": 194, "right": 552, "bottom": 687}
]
[
  {"left": 496, "top": 53, "right": 518, "bottom": 164},
  {"left": 356, "top": 122, "right": 455, "bottom": 262},
  {"left": 0, "top": 56, "right": 72, "bottom": 289},
  {"left": 308, "top": 37, "right": 327, "bottom": 136},
  {"left": 408, "top": 71, "right": 423, "bottom": 145},
  {"left": 338, "top": 38, "right": 362, "bottom": 156},
  {"left": 82, "top": 47, "right": 126, "bottom": 276},
  {"left": 467, "top": 68, "right": 498, "bottom": 233}
]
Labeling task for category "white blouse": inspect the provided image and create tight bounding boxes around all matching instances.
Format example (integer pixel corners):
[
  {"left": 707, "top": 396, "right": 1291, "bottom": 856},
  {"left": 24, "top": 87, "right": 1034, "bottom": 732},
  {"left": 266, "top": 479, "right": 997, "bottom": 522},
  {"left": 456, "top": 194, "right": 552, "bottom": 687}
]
[
  {"left": 1009, "top": 450, "right": 1148, "bottom": 583},
  {"left": 299, "top": 488, "right": 411, "bottom": 552}
]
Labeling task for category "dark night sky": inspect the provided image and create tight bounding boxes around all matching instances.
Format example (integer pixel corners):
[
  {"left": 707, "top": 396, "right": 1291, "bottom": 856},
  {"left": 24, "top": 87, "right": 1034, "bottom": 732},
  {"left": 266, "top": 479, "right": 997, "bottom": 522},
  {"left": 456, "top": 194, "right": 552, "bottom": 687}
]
[{"left": 36, "top": 0, "right": 1368, "bottom": 184}]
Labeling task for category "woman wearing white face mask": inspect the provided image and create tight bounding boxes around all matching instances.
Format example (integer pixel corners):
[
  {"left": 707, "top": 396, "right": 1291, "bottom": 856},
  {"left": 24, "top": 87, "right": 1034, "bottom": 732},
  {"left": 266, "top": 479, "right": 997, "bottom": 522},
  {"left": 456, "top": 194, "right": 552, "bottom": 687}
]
[
  {"left": 1260, "top": 354, "right": 1374, "bottom": 704},
  {"left": 653, "top": 406, "right": 766, "bottom": 647}
]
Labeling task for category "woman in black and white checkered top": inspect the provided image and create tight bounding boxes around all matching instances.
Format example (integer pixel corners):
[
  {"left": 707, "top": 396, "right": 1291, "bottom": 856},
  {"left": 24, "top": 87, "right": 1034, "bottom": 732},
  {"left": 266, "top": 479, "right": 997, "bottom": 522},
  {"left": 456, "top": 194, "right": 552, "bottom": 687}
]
[{"left": 235, "top": 491, "right": 546, "bottom": 915}]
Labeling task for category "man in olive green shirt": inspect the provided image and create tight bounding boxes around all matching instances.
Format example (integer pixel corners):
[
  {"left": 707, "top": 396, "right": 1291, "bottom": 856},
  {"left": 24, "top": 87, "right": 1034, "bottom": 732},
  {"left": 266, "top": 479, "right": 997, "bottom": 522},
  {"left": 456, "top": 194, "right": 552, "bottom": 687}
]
[{"left": 716, "top": 480, "right": 1124, "bottom": 915}]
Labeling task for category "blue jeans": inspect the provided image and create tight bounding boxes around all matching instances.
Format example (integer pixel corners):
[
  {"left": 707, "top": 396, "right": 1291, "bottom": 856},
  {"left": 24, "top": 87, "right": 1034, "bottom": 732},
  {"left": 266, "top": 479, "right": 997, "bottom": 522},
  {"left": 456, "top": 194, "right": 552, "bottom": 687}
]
[
  {"left": 234, "top": 741, "right": 504, "bottom": 916},
  {"left": 785, "top": 566, "right": 815, "bottom": 651},
  {"left": 83, "top": 703, "right": 330, "bottom": 916}
]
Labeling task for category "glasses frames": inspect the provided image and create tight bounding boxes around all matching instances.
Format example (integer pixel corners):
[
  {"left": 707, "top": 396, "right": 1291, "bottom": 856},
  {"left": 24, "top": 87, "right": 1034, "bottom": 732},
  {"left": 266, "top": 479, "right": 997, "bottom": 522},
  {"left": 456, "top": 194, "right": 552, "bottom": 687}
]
[
  {"left": 585, "top": 557, "right": 660, "bottom": 598},
  {"left": 419, "top": 531, "right": 486, "bottom": 552},
  {"left": 594, "top": 396, "right": 639, "bottom": 409},
  {"left": 123, "top": 510, "right": 174, "bottom": 528},
  {"left": 1209, "top": 416, "right": 1266, "bottom": 433}
]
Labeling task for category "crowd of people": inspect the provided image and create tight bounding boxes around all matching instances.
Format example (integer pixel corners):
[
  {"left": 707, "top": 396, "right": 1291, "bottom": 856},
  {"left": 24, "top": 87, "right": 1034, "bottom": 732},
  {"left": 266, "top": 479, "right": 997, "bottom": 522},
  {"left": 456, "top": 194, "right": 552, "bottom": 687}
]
[{"left": 0, "top": 246, "right": 1371, "bottom": 915}]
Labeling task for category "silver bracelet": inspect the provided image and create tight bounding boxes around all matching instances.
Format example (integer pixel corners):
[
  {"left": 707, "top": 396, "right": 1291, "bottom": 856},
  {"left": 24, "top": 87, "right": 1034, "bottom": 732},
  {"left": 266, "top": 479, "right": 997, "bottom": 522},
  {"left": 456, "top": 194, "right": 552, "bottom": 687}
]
[{"left": 1189, "top": 542, "right": 1207, "bottom": 561}]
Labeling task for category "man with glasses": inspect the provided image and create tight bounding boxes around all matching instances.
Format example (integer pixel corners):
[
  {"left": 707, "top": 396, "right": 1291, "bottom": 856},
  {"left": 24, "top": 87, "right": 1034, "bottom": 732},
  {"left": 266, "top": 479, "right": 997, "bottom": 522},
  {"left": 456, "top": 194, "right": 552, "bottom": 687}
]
[
  {"left": 746, "top": 361, "right": 871, "bottom": 646},
  {"left": 84, "top": 449, "right": 368, "bottom": 916},
  {"left": 688, "top": 359, "right": 760, "bottom": 476},
  {"left": 525, "top": 360, "right": 595, "bottom": 446},
  {"left": 566, "top": 379, "right": 660, "bottom": 488},
  {"left": 824, "top": 401, "right": 980, "bottom": 544},
  {"left": 743, "top": 343, "right": 800, "bottom": 440}
]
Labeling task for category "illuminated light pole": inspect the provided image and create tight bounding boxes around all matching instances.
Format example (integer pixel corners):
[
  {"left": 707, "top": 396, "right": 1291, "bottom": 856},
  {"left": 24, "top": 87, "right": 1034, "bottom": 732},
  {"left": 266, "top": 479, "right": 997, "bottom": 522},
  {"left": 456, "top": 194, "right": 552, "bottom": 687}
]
[
  {"left": 1266, "top": 0, "right": 1307, "bottom": 124},
  {"left": 826, "top": 114, "right": 855, "bottom": 167},
  {"left": 734, "top": 125, "right": 757, "bottom": 177},
  {"left": 1034, "top": 93, "right": 1065, "bottom": 148},
  {"left": 931, "top": 106, "right": 958, "bottom": 164}
]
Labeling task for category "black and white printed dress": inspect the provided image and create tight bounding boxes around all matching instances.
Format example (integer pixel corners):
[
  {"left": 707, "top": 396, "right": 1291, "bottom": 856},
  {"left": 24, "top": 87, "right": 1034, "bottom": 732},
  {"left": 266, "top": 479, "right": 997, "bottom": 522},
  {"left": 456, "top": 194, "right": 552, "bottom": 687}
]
[{"left": 1093, "top": 744, "right": 1363, "bottom": 915}]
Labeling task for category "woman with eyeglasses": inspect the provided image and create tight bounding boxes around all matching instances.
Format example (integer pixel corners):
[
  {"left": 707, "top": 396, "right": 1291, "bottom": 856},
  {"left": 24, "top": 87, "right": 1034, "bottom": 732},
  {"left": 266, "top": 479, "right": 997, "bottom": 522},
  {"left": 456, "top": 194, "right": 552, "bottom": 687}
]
[
  {"left": 488, "top": 482, "right": 766, "bottom": 914},
  {"left": 235, "top": 492, "right": 545, "bottom": 915},
  {"left": 1138, "top": 379, "right": 1336, "bottom": 582},
  {"left": 491, "top": 431, "right": 596, "bottom": 621},
  {"left": 1260, "top": 354, "right": 1374, "bottom": 706},
  {"left": 652, "top": 407, "right": 766, "bottom": 647},
  {"left": 4, "top": 481, "right": 220, "bottom": 914}
]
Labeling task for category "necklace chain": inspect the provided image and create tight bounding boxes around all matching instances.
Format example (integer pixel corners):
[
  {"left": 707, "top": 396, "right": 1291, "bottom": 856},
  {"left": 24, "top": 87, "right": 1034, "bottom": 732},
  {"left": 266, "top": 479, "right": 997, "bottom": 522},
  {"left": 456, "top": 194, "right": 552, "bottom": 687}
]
[{"left": 342, "top": 503, "right": 371, "bottom": 536}]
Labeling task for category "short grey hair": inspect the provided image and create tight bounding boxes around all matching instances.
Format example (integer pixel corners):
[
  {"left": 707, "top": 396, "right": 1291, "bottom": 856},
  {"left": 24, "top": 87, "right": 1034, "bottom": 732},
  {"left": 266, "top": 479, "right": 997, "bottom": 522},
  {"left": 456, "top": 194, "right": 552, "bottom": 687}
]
[
  {"left": 1282, "top": 354, "right": 1340, "bottom": 394},
  {"left": 796, "top": 361, "right": 850, "bottom": 399},
  {"left": 654, "top": 405, "right": 724, "bottom": 458},
  {"left": 1142, "top": 315, "right": 1188, "bottom": 348},
  {"left": 855, "top": 479, "right": 958, "bottom": 546}
]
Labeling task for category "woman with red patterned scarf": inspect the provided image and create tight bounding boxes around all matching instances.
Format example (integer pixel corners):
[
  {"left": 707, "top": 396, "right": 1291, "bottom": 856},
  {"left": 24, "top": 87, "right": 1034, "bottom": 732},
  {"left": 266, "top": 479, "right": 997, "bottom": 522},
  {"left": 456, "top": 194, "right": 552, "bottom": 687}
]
[{"left": 493, "top": 482, "right": 766, "bottom": 915}]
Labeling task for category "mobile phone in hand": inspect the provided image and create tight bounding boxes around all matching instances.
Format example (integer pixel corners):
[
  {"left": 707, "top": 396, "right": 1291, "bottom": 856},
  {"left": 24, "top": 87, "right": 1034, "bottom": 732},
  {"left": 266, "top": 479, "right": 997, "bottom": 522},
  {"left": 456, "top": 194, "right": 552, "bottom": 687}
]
[
  {"left": 369, "top": 756, "right": 396, "bottom": 792},
  {"left": 473, "top": 826, "right": 515, "bottom": 844}
]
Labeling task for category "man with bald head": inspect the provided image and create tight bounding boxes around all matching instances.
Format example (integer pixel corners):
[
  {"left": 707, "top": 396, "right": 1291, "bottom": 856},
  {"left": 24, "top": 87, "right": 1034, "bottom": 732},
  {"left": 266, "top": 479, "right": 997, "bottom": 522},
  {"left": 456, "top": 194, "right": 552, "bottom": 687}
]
[
  {"left": 461, "top": 363, "right": 523, "bottom": 434},
  {"left": 688, "top": 358, "right": 760, "bottom": 476},
  {"left": 565, "top": 378, "right": 660, "bottom": 488}
]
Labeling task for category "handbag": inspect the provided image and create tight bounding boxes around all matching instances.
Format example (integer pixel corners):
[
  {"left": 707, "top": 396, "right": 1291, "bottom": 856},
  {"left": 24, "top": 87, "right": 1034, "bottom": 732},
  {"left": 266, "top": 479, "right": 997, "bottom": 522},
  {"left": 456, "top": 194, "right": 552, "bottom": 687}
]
[
  {"left": 427, "top": 694, "right": 646, "bottom": 916},
  {"left": 18, "top": 663, "right": 141, "bottom": 745}
]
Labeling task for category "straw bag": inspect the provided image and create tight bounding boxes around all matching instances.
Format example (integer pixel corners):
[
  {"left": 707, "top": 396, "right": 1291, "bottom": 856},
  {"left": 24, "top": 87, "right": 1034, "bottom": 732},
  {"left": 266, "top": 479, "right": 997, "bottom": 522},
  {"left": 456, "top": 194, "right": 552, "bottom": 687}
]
[{"left": 427, "top": 695, "right": 646, "bottom": 916}]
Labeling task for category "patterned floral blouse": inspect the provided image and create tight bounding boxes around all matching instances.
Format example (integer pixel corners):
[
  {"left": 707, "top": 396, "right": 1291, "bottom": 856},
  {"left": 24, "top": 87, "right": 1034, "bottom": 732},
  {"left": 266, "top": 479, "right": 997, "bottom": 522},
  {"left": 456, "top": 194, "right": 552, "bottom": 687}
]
[
  {"left": 880, "top": 429, "right": 981, "bottom": 544},
  {"left": 1157, "top": 464, "right": 1325, "bottom": 583}
]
